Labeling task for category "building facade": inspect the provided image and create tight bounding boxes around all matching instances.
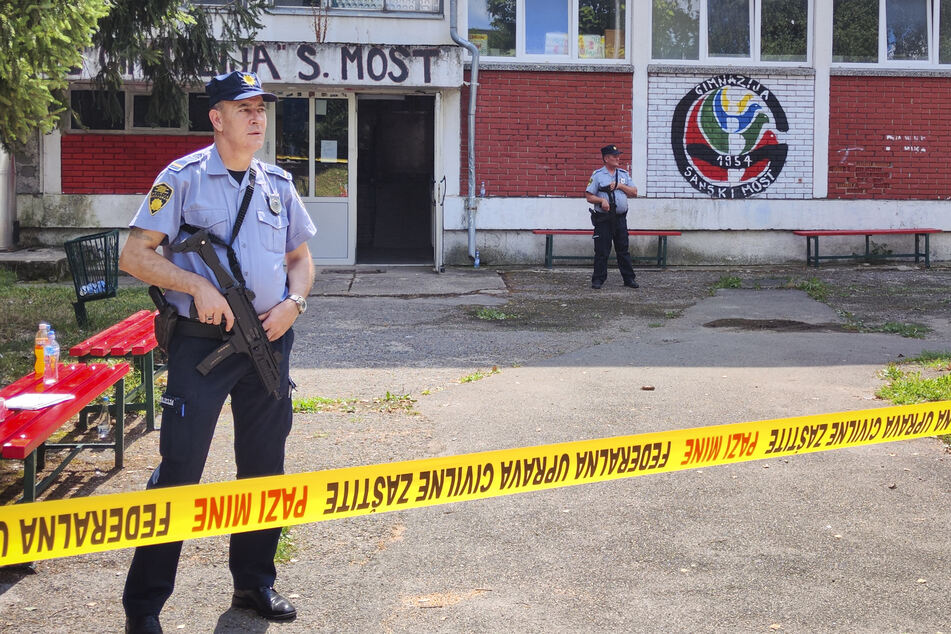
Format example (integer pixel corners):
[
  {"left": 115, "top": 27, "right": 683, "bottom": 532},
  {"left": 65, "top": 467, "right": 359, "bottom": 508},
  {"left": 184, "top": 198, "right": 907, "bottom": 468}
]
[{"left": 12, "top": 0, "right": 951, "bottom": 268}]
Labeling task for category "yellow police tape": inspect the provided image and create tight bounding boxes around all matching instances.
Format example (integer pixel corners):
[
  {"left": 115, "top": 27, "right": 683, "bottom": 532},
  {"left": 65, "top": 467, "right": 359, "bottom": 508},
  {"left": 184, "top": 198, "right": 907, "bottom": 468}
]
[{"left": 1, "top": 400, "right": 949, "bottom": 566}]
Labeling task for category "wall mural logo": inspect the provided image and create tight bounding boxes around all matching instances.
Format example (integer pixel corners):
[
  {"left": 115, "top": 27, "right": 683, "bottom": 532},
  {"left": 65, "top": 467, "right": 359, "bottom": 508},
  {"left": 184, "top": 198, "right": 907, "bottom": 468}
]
[{"left": 671, "top": 75, "right": 788, "bottom": 199}]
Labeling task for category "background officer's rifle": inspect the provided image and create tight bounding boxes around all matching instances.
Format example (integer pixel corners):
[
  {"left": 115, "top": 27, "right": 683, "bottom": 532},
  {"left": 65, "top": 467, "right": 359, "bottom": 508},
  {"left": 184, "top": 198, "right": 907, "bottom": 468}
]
[{"left": 169, "top": 229, "right": 283, "bottom": 399}]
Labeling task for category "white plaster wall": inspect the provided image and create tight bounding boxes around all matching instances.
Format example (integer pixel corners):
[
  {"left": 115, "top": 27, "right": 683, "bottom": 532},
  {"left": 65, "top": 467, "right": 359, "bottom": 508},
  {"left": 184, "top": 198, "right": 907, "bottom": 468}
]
[
  {"left": 444, "top": 196, "right": 951, "bottom": 232},
  {"left": 256, "top": 9, "right": 453, "bottom": 46}
]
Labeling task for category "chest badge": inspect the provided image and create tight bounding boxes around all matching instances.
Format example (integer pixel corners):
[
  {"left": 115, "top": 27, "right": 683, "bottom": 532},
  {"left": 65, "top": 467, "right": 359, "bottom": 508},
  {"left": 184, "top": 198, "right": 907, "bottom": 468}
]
[{"left": 268, "top": 194, "right": 282, "bottom": 215}]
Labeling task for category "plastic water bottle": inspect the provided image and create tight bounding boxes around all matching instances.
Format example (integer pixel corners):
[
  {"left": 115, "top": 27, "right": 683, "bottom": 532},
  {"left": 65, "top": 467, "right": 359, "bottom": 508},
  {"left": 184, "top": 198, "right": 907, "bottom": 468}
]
[
  {"left": 474, "top": 250, "right": 480, "bottom": 269},
  {"left": 34, "top": 322, "right": 49, "bottom": 378},
  {"left": 479, "top": 181, "right": 486, "bottom": 197},
  {"left": 43, "top": 329, "right": 60, "bottom": 385},
  {"left": 96, "top": 397, "right": 111, "bottom": 440}
]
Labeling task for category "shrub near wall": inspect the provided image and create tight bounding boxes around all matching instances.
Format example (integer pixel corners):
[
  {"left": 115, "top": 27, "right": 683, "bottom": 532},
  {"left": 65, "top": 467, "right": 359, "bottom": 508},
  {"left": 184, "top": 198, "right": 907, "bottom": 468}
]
[
  {"left": 829, "top": 75, "right": 951, "bottom": 200},
  {"left": 61, "top": 134, "right": 212, "bottom": 194},
  {"left": 461, "top": 70, "right": 633, "bottom": 198}
]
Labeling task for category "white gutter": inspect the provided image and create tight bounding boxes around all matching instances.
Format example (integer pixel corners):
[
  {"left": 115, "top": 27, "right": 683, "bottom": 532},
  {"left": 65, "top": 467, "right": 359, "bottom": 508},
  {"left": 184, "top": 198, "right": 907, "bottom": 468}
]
[{"left": 448, "top": 0, "right": 480, "bottom": 261}]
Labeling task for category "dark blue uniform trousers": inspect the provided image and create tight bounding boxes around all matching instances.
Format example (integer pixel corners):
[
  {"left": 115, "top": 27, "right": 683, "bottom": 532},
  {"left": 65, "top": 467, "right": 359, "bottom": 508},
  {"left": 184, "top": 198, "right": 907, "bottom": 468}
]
[
  {"left": 592, "top": 212, "right": 636, "bottom": 285},
  {"left": 123, "top": 328, "right": 294, "bottom": 618}
]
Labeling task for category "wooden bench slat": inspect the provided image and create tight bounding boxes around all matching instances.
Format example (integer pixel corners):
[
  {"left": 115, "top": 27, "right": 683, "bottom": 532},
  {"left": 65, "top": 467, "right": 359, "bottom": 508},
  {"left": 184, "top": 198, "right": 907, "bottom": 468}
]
[
  {"left": 0, "top": 363, "right": 130, "bottom": 459},
  {"left": 533, "top": 229, "right": 681, "bottom": 268},
  {"left": 68, "top": 310, "right": 154, "bottom": 357},
  {"left": 793, "top": 229, "right": 940, "bottom": 237},
  {"left": 103, "top": 315, "right": 158, "bottom": 356},
  {"left": 532, "top": 229, "right": 682, "bottom": 236}
]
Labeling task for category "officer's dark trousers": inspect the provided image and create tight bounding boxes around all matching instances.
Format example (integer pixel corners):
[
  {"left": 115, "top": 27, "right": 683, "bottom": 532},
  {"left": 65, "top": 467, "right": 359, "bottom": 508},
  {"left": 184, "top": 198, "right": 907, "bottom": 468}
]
[
  {"left": 592, "top": 212, "right": 636, "bottom": 285},
  {"left": 123, "top": 329, "right": 294, "bottom": 618}
]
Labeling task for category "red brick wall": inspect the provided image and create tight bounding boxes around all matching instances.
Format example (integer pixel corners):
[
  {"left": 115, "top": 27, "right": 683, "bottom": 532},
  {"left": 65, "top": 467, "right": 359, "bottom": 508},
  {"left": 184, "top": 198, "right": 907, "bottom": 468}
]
[
  {"left": 61, "top": 134, "right": 212, "bottom": 194},
  {"left": 828, "top": 76, "right": 951, "bottom": 199},
  {"left": 461, "top": 70, "right": 632, "bottom": 197}
]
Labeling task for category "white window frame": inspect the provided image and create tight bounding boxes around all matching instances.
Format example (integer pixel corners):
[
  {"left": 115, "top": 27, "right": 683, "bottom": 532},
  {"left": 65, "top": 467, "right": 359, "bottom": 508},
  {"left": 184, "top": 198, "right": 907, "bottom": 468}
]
[
  {"left": 832, "top": 0, "right": 951, "bottom": 67},
  {"left": 67, "top": 85, "right": 211, "bottom": 135},
  {"left": 472, "top": 0, "right": 631, "bottom": 64},
  {"left": 650, "top": 0, "right": 813, "bottom": 66},
  {"left": 268, "top": 0, "right": 443, "bottom": 15}
]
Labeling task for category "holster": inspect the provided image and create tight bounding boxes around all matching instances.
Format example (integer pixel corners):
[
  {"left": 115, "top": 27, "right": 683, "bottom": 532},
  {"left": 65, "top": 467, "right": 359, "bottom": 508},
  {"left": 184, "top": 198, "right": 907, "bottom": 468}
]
[
  {"left": 590, "top": 208, "right": 612, "bottom": 225},
  {"left": 148, "top": 285, "right": 178, "bottom": 353}
]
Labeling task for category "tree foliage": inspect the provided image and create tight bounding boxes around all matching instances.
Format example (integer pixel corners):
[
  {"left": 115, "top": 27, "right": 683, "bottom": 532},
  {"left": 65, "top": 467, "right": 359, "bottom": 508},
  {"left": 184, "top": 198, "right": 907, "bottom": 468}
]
[
  {"left": 93, "top": 0, "right": 270, "bottom": 128},
  {"left": 0, "top": 0, "right": 111, "bottom": 151}
]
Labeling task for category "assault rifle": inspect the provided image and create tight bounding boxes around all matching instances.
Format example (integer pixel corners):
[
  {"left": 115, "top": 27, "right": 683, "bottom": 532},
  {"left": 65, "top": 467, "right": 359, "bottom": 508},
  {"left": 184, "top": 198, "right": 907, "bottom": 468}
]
[{"left": 169, "top": 229, "right": 283, "bottom": 399}]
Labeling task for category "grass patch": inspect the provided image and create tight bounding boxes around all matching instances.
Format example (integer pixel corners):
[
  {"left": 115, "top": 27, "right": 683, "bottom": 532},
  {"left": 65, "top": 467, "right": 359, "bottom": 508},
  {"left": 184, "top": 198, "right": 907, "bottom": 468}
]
[
  {"left": 0, "top": 271, "right": 153, "bottom": 384},
  {"left": 293, "top": 395, "right": 357, "bottom": 413},
  {"left": 839, "top": 311, "right": 930, "bottom": 339},
  {"left": 877, "top": 351, "right": 951, "bottom": 447},
  {"left": 793, "top": 277, "right": 830, "bottom": 302},
  {"left": 274, "top": 526, "right": 297, "bottom": 564},
  {"left": 710, "top": 275, "right": 742, "bottom": 293},
  {"left": 475, "top": 307, "right": 516, "bottom": 321},
  {"left": 459, "top": 366, "right": 500, "bottom": 383},
  {"left": 373, "top": 391, "right": 417, "bottom": 413}
]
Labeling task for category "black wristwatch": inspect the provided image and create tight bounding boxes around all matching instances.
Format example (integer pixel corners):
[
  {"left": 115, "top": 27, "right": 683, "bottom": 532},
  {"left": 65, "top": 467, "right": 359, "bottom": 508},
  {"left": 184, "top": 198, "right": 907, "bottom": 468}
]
[{"left": 287, "top": 294, "right": 307, "bottom": 315}]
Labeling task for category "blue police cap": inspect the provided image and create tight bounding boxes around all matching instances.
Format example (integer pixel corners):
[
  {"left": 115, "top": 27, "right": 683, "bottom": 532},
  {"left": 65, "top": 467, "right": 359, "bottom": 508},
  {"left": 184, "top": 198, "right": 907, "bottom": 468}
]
[
  {"left": 601, "top": 144, "right": 621, "bottom": 156},
  {"left": 205, "top": 71, "right": 277, "bottom": 108}
]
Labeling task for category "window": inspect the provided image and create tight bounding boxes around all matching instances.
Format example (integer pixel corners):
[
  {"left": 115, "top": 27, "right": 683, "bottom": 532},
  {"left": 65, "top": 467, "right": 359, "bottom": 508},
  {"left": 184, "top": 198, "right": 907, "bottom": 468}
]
[
  {"left": 652, "top": 0, "right": 809, "bottom": 63},
  {"left": 469, "top": 0, "right": 627, "bottom": 61},
  {"left": 271, "top": 0, "right": 441, "bottom": 11},
  {"left": 834, "top": 0, "right": 951, "bottom": 64},
  {"left": 275, "top": 98, "right": 349, "bottom": 198},
  {"left": 71, "top": 91, "right": 126, "bottom": 131},
  {"left": 69, "top": 89, "right": 213, "bottom": 133}
]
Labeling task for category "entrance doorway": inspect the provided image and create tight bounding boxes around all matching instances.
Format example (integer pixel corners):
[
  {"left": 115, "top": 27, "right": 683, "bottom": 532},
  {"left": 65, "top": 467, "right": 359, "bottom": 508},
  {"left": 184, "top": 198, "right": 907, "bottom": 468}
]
[{"left": 356, "top": 95, "right": 434, "bottom": 264}]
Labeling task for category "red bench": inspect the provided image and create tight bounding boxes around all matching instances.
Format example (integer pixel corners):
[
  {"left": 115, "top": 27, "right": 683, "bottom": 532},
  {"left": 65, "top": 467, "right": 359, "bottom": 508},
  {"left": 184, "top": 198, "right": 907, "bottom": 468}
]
[
  {"left": 0, "top": 362, "right": 130, "bottom": 501},
  {"left": 69, "top": 309, "right": 164, "bottom": 431},
  {"left": 533, "top": 229, "right": 682, "bottom": 268},
  {"left": 793, "top": 229, "right": 941, "bottom": 268}
]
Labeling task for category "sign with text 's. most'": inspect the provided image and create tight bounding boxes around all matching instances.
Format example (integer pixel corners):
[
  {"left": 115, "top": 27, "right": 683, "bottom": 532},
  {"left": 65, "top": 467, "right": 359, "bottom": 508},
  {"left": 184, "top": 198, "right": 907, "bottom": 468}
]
[{"left": 73, "top": 43, "right": 464, "bottom": 89}]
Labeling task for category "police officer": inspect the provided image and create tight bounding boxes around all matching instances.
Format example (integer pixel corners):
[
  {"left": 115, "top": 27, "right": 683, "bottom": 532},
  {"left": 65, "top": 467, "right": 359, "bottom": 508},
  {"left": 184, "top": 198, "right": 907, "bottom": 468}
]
[
  {"left": 584, "top": 144, "right": 639, "bottom": 289},
  {"left": 118, "top": 71, "right": 316, "bottom": 634}
]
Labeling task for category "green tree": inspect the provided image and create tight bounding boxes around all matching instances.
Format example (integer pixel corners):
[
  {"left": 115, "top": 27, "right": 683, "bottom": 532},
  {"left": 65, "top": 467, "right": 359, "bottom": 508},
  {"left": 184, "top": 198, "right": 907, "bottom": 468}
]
[
  {"left": 0, "top": 0, "right": 111, "bottom": 151},
  {"left": 93, "top": 0, "right": 270, "bottom": 128}
]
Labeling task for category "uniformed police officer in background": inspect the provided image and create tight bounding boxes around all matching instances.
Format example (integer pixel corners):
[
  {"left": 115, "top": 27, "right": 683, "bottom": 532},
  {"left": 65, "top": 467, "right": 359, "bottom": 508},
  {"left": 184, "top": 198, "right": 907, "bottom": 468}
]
[
  {"left": 584, "top": 144, "right": 639, "bottom": 289},
  {"left": 119, "top": 71, "right": 316, "bottom": 634}
]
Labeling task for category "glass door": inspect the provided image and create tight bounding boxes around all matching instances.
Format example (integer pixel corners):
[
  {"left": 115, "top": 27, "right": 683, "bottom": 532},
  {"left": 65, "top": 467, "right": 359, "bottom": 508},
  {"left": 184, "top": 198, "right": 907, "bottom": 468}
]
[{"left": 274, "top": 96, "right": 352, "bottom": 264}]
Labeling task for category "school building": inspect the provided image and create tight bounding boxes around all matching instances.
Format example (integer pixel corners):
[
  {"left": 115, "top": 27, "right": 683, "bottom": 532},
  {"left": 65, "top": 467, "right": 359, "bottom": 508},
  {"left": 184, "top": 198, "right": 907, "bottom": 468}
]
[{"left": 8, "top": 0, "right": 951, "bottom": 269}]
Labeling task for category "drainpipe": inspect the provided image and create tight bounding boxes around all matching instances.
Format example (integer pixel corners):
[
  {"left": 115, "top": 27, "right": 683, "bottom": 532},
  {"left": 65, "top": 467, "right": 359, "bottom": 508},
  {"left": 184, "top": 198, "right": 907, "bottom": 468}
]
[{"left": 449, "top": 0, "right": 480, "bottom": 261}]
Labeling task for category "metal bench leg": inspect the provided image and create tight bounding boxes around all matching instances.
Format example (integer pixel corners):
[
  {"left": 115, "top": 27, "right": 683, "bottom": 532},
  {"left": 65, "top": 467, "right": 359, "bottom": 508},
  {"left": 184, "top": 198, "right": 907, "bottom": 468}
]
[
  {"left": 865, "top": 235, "right": 871, "bottom": 260},
  {"left": 142, "top": 351, "right": 156, "bottom": 432},
  {"left": 544, "top": 235, "right": 554, "bottom": 269},
  {"left": 22, "top": 452, "right": 37, "bottom": 503},
  {"left": 114, "top": 377, "right": 125, "bottom": 469},
  {"left": 925, "top": 234, "right": 931, "bottom": 267}
]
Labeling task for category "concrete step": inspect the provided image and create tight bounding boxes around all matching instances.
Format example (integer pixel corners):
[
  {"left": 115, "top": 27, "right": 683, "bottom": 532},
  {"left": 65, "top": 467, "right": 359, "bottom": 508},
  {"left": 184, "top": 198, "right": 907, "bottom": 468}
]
[{"left": 0, "top": 248, "right": 71, "bottom": 281}]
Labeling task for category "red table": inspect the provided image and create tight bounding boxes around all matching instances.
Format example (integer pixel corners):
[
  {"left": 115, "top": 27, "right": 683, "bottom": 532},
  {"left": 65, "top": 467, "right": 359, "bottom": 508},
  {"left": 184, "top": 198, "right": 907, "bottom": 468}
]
[{"left": 1, "top": 362, "right": 130, "bottom": 502}]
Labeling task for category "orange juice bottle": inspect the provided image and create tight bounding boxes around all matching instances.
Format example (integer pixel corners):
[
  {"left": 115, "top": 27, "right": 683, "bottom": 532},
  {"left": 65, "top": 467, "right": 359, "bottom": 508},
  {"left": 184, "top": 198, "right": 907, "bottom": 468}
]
[{"left": 34, "top": 322, "right": 49, "bottom": 378}]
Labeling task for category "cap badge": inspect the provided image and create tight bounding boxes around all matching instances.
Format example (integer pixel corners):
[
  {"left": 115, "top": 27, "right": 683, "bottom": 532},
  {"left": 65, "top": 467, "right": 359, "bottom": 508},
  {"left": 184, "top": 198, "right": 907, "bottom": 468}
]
[{"left": 242, "top": 73, "right": 257, "bottom": 88}]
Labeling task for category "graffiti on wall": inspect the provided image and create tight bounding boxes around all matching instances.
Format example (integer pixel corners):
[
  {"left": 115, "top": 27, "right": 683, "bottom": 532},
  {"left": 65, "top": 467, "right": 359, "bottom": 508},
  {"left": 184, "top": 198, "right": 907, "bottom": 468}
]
[{"left": 671, "top": 75, "right": 789, "bottom": 199}]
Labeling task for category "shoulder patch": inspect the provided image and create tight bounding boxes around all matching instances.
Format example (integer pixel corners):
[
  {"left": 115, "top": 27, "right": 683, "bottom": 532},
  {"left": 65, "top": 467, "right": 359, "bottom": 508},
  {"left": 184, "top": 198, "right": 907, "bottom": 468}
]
[
  {"left": 148, "top": 183, "right": 174, "bottom": 215},
  {"left": 261, "top": 163, "right": 292, "bottom": 181}
]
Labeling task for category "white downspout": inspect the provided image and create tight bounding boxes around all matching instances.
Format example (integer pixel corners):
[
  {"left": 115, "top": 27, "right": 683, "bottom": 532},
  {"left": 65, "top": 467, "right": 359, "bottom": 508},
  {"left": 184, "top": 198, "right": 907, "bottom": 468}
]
[{"left": 449, "top": 0, "right": 480, "bottom": 262}]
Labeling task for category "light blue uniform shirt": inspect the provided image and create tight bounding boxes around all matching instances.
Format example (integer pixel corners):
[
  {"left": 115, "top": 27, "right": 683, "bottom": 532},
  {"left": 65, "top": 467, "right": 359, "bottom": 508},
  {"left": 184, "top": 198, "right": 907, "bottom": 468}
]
[
  {"left": 129, "top": 144, "right": 317, "bottom": 316},
  {"left": 585, "top": 166, "right": 633, "bottom": 214}
]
